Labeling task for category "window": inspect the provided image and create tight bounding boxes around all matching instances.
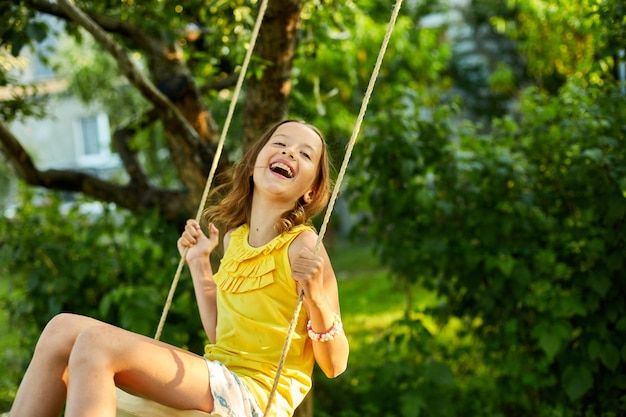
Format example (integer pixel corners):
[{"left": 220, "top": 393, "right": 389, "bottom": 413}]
[
  {"left": 80, "top": 116, "right": 102, "bottom": 156},
  {"left": 75, "top": 114, "right": 113, "bottom": 167}
]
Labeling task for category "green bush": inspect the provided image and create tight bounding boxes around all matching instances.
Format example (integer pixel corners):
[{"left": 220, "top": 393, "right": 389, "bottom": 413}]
[
  {"left": 0, "top": 188, "right": 206, "bottom": 408},
  {"left": 315, "top": 313, "right": 501, "bottom": 417},
  {"left": 345, "top": 79, "right": 626, "bottom": 416}
]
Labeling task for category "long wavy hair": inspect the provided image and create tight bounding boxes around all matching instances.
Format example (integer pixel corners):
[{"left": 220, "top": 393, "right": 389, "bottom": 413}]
[{"left": 203, "top": 120, "right": 333, "bottom": 234}]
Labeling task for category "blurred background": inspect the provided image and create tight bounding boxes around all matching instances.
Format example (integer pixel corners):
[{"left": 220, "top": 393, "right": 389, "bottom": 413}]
[{"left": 1, "top": 0, "right": 625, "bottom": 416}]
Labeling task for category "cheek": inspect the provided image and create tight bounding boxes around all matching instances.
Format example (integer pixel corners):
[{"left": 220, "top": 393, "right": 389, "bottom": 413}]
[
  {"left": 309, "top": 161, "right": 321, "bottom": 182},
  {"left": 255, "top": 146, "right": 272, "bottom": 165},
  {"left": 253, "top": 154, "right": 263, "bottom": 168},
  {"left": 252, "top": 151, "right": 269, "bottom": 174},
  {"left": 302, "top": 164, "right": 319, "bottom": 188},
  {"left": 251, "top": 166, "right": 262, "bottom": 183}
]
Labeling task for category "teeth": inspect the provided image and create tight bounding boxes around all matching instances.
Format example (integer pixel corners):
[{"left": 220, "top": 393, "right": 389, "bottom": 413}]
[{"left": 270, "top": 162, "right": 293, "bottom": 178}]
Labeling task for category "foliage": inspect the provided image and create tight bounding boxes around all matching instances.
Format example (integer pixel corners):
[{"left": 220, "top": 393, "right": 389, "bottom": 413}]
[
  {"left": 347, "top": 74, "right": 626, "bottom": 416},
  {"left": 2, "top": 0, "right": 625, "bottom": 416},
  {"left": 0, "top": 160, "right": 15, "bottom": 211},
  {"left": 338, "top": 1, "right": 626, "bottom": 415},
  {"left": 0, "top": 53, "right": 49, "bottom": 123},
  {"left": 53, "top": 35, "right": 149, "bottom": 127},
  {"left": 0, "top": 278, "right": 21, "bottom": 412},
  {"left": 317, "top": 315, "right": 503, "bottom": 417},
  {"left": 0, "top": 186, "right": 208, "bottom": 404},
  {"left": 292, "top": 5, "right": 453, "bottom": 170},
  {"left": 487, "top": 0, "right": 625, "bottom": 90}
]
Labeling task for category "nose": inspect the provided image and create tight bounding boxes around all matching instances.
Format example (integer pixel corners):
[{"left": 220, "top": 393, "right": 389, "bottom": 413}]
[{"left": 282, "top": 150, "right": 295, "bottom": 160}]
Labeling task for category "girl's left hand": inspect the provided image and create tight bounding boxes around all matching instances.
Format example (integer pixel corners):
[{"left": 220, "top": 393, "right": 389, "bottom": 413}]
[{"left": 291, "top": 247, "right": 325, "bottom": 301}]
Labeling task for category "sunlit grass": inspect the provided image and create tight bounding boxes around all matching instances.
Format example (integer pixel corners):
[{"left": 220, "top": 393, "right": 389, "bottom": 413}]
[{"left": 328, "top": 241, "right": 441, "bottom": 364}]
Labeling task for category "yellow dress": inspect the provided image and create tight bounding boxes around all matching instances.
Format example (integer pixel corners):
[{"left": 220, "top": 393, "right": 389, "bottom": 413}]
[{"left": 205, "top": 224, "right": 314, "bottom": 416}]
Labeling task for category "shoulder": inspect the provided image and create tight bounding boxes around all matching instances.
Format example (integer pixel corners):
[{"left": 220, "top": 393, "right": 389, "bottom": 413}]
[
  {"left": 288, "top": 228, "right": 331, "bottom": 260},
  {"left": 223, "top": 228, "right": 236, "bottom": 251},
  {"left": 290, "top": 228, "right": 318, "bottom": 252}
]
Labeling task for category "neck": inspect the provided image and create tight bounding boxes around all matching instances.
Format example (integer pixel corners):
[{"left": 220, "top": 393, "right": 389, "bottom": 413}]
[{"left": 247, "top": 197, "right": 292, "bottom": 247}]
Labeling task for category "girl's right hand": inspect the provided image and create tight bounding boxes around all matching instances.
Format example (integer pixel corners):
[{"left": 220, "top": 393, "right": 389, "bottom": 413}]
[{"left": 177, "top": 220, "right": 219, "bottom": 263}]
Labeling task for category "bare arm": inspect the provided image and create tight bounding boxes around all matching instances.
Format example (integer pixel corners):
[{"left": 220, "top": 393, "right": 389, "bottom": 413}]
[
  {"left": 290, "top": 232, "right": 349, "bottom": 378},
  {"left": 177, "top": 220, "right": 220, "bottom": 343}
]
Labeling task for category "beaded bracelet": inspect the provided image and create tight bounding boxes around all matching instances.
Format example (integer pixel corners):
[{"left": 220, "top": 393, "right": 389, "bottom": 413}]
[{"left": 307, "top": 313, "right": 343, "bottom": 342}]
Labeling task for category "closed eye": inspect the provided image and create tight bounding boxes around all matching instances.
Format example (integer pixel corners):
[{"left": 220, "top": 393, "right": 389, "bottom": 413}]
[{"left": 301, "top": 151, "right": 311, "bottom": 160}]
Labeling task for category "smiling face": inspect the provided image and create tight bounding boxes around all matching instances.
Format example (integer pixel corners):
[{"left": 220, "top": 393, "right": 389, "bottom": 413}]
[{"left": 252, "top": 121, "right": 324, "bottom": 205}]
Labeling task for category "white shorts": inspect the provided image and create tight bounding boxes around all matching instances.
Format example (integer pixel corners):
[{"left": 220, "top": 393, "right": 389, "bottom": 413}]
[{"left": 204, "top": 358, "right": 263, "bottom": 417}]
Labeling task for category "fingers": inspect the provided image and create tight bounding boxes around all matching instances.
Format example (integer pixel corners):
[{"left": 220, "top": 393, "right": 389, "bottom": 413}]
[
  {"left": 292, "top": 248, "right": 323, "bottom": 281},
  {"left": 207, "top": 222, "right": 219, "bottom": 244},
  {"left": 177, "top": 220, "right": 219, "bottom": 249},
  {"left": 178, "top": 220, "right": 201, "bottom": 247}
]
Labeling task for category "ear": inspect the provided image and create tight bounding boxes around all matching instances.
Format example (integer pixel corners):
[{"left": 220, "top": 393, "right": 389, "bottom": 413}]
[{"left": 303, "top": 191, "right": 315, "bottom": 204}]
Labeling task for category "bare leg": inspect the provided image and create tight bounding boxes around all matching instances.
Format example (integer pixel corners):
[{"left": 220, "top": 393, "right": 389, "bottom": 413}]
[
  {"left": 10, "top": 313, "right": 214, "bottom": 417},
  {"left": 10, "top": 313, "right": 87, "bottom": 417},
  {"left": 64, "top": 320, "right": 214, "bottom": 417}
]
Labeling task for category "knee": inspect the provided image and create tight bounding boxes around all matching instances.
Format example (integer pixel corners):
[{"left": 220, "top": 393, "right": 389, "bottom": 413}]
[
  {"left": 35, "top": 313, "right": 83, "bottom": 357},
  {"left": 68, "top": 325, "right": 115, "bottom": 371}
]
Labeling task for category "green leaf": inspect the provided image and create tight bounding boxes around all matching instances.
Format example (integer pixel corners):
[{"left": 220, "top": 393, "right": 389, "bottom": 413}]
[
  {"left": 582, "top": 148, "right": 603, "bottom": 161},
  {"left": 99, "top": 293, "right": 112, "bottom": 317},
  {"left": 618, "top": 176, "right": 626, "bottom": 194},
  {"left": 533, "top": 320, "right": 571, "bottom": 360},
  {"left": 415, "top": 188, "right": 434, "bottom": 209},
  {"left": 588, "top": 340, "right": 626, "bottom": 371},
  {"left": 539, "top": 331, "right": 562, "bottom": 360},
  {"left": 588, "top": 339, "right": 602, "bottom": 361},
  {"left": 423, "top": 360, "right": 454, "bottom": 386},
  {"left": 498, "top": 255, "right": 515, "bottom": 277},
  {"left": 599, "top": 343, "right": 620, "bottom": 371},
  {"left": 562, "top": 365, "right": 593, "bottom": 401},
  {"left": 589, "top": 275, "right": 611, "bottom": 296},
  {"left": 400, "top": 394, "right": 424, "bottom": 417},
  {"left": 25, "top": 20, "right": 48, "bottom": 43},
  {"left": 554, "top": 293, "right": 587, "bottom": 318},
  {"left": 605, "top": 196, "right": 626, "bottom": 224}
]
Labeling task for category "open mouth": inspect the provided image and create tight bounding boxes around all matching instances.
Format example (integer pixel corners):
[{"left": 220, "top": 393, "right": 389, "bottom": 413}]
[{"left": 270, "top": 161, "right": 294, "bottom": 178}]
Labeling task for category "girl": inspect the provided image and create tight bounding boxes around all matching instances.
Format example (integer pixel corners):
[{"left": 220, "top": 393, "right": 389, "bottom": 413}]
[{"left": 9, "top": 120, "right": 349, "bottom": 417}]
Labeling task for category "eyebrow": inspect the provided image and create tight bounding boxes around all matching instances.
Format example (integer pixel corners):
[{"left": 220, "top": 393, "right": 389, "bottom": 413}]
[{"left": 272, "top": 134, "right": 318, "bottom": 154}]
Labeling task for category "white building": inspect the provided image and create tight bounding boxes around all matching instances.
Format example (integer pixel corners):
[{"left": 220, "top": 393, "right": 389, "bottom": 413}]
[{"left": 1, "top": 15, "right": 119, "bottom": 179}]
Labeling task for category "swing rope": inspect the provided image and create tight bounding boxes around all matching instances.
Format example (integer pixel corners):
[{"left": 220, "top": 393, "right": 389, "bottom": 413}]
[
  {"left": 263, "top": 1, "right": 404, "bottom": 415},
  {"left": 152, "top": 0, "right": 403, "bottom": 413},
  {"left": 154, "top": 0, "right": 270, "bottom": 341}
]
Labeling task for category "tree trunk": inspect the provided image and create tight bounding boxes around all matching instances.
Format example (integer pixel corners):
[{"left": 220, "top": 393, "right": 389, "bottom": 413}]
[
  {"left": 4, "top": 0, "right": 306, "bottom": 219},
  {"left": 242, "top": 0, "right": 304, "bottom": 146},
  {"left": 145, "top": 38, "right": 221, "bottom": 212}
]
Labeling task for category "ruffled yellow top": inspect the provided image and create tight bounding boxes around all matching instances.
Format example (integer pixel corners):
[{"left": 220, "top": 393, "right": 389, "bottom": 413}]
[{"left": 204, "top": 223, "right": 315, "bottom": 416}]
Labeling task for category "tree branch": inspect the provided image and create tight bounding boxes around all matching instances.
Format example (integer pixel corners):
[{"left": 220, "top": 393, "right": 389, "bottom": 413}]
[
  {"left": 55, "top": 0, "right": 203, "bottom": 154},
  {"left": 199, "top": 73, "right": 239, "bottom": 95},
  {"left": 242, "top": 0, "right": 303, "bottom": 146},
  {"left": 0, "top": 117, "right": 42, "bottom": 184},
  {"left": 0, "top": 118, "right": 187, "bottom": 220},
  {"left": 111, "top": 108, "right": 160, "bottom": 189},
  {"left": 24, "top": 0, "right": 162, "bottom": 55}
]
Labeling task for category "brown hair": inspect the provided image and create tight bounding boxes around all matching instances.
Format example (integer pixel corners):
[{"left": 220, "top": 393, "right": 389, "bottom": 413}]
[{"left": 203, "top": 119, "right": 333, "bottom": 234}]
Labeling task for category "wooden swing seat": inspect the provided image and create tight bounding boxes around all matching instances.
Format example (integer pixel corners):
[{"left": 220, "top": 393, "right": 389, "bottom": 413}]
[{"left": 116, "top": 387, "right": 218, "bottom": 417}]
